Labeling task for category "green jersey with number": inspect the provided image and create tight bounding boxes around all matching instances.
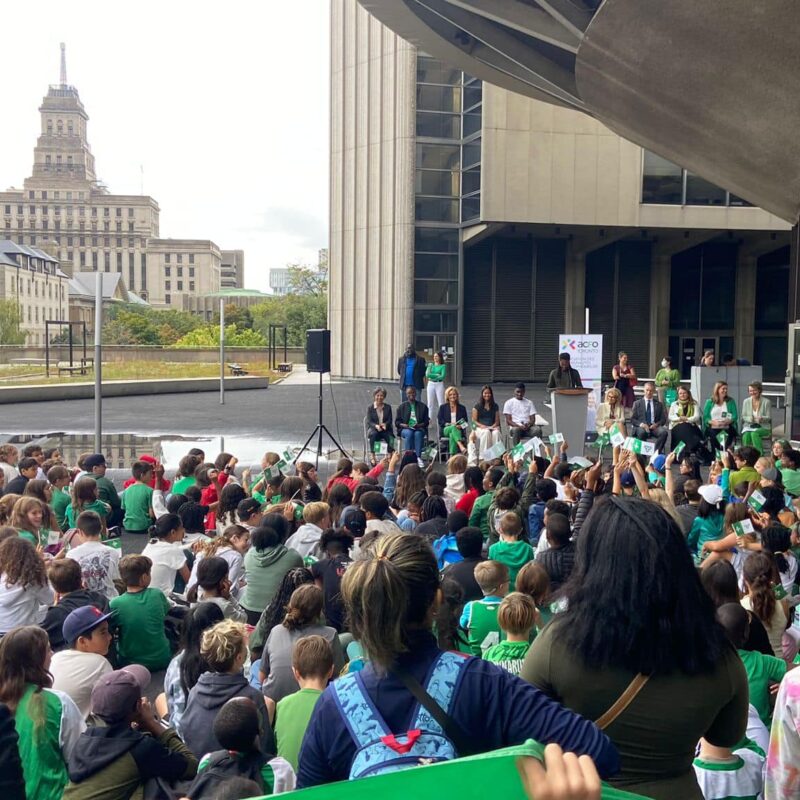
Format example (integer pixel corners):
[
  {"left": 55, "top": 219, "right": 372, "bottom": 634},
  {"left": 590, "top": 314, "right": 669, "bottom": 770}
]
[{"left": 462, "top": 596, "right": 505, "bottom": 656}]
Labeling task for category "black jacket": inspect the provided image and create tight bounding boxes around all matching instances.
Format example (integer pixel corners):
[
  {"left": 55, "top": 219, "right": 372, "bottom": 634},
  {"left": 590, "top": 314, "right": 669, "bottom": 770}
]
[
  {"left": 0, "top": 704, "right": 24, "bottom": 800},
  {"left": 437, "top": 403, "right": 469, "bottom": 433},
  {"left": 4, "top": 475, "right": 28, "bottom": 496},
  {"left": 395, "top": 400, "right": 430, "bottom": 431},
  {"left": 181, "top": 672, "right": 276, "bottom": 760},
  {"left": 630, "top": 397, "right": 667, "bottom": 428},
  {"left": 397, "top": 354, "right": 426, "bottom": 389},
  {"left": 366, "top": 404, "right": 393, "bottom": 434},
  {"left": 41, "top": 589, "right": 110, "bottom": 651},
  {"left": 536, "top": 541, "right": 576, "bottom": 592}
]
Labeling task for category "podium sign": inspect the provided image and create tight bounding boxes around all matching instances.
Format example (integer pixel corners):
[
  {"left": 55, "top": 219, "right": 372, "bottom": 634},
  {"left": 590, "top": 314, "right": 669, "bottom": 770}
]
[{"left": 558, "top": 333, "right": 603, "bottom": 429}]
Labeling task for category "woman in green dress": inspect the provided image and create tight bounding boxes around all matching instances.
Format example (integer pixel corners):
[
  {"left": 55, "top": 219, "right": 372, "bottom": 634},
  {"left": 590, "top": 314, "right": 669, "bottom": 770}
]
[{"left": 654, "top": 355, "right": 681, "bottom": 406}]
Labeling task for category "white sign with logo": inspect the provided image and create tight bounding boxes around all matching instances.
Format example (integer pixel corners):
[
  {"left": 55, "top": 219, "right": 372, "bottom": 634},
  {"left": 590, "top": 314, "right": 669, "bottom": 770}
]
[{"left": 558, "top": 334, "right": 604, "bottom": 430}]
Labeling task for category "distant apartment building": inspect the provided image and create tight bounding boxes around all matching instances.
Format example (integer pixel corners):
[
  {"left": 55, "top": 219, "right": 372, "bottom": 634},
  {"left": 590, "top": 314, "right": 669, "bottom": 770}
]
[
  {"left": 269, "top": 268, "right": 291, "bottom": 296},
  {"left": 0, "top": 239, "right": 68, "bottom": 345},
  {"left": 221, "top": 249, "right": 245, "bottom": 289},
  {"left": 0, "top": 45, "right": 242, "bottom": 312}
]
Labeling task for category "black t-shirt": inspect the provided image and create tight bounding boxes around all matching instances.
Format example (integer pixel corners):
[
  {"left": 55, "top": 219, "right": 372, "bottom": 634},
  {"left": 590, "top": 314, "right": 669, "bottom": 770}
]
[
  {"left": 473, "top": 402, "right": 499, "bottom": 427},
  {"left": 310, "top": 554, "right": 352, "bottom": 632},
  {"left": 443, "top": 557, "right": 485, "bottom": 603}
]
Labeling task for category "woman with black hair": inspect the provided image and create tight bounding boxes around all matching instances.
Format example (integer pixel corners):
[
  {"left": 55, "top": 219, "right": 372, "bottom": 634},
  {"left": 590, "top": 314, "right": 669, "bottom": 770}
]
[
  {"left": 521, "top": 497, "right": 747, "bottom": 799},
  {"left": 240, "top": 526, "right": 304, "bottom": 626},
  {"left": 761, "top": 523, "right": 798, "bottom": 596},
  {"left": 414, "top": 495, "right": 449, "bottom": 542},
  {"left": 456, "top": 466, "right": 484, "bottom": 517}
]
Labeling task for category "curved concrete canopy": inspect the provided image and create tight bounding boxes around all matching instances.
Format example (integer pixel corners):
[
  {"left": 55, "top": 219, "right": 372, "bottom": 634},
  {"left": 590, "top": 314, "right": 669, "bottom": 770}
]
[{"left": 359, "top": 0, "right": 800, "bottom": 223}]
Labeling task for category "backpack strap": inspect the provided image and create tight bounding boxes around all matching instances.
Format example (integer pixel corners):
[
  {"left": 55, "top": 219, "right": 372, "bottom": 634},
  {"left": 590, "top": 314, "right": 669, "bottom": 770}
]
[{"left": 332, "top": 671, "right": 392, "bottom": 748}]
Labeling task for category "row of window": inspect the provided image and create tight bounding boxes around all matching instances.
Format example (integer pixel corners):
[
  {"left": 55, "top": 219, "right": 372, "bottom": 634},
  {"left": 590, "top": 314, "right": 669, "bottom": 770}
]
[
  {"left": 4, "top": 204, "right": 135, "bottom": 218},
  {"left": 164, "top": 281, "right": 194, "bottom": 292},
  {"left": 11, "top": 278, "right": 66, "bottom": 299},
  {"left": 4, "top": 220, "right": 136, "bottom": 234},
  {"left": 164, "top": 253, "right": 195, "bottom": 264},
  {"left": 164, "top": 267, "right": 196, "bottom": 277},
  {"left": 46, "top": 119, "right": 77, "bottom": 135}
]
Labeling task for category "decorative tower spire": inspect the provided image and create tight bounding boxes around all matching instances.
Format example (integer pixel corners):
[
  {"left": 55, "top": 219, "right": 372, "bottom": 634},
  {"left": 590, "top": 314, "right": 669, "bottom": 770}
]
[{"left": 60, "top": 42, "right": 67, "bottom": 86}]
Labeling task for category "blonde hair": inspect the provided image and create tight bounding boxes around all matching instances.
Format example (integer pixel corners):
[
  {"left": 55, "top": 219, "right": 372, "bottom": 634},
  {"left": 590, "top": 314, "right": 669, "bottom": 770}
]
[
  {"left": 646, "top": 487, "right": 683, "bottom": 530},
  {"left": 498, "top": 511, "right": 522, "bottom": 538},
  {"left": 712, "top": 381, "right": 728, "bottom": 405},
  {"left": 446, "top": 454, "right": 468, "bottom": 475},
  {"left": 201, "top": 524, "right": 248, "bottom": 558},
  {"left": 10, "top": 496, "right": 50, "bottom": 534},
  {"left": 605, "top": 388, "right": 622, "bottom": 404},
  {"left": 474, "top": 560, "right": 509, "bottom": 595},
  {"left": 444, "top": 386, "right": 459, "bottom": 404},
  {"left": 201, "top": 620, "right": 247, "bottom": 672},
  {"left": 303, "top": 501, "right": 330, "bottom": 525},
  {"left": 497, "top": 592, "right": 537, "bottom": 636},
  {"left": 0, "top": 494, "right": 21, "bottom": 526}
]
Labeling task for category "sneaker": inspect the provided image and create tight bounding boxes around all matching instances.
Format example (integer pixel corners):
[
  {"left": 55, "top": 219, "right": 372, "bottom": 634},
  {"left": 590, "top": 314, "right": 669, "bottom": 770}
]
[{"left": 417, "top": 458, "right": 425, "bottom": 468}]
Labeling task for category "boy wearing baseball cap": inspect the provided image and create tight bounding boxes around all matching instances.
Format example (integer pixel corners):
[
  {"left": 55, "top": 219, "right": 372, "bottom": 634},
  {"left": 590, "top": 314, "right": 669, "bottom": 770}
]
[
  {"left": 62, "top": 665, "right": 197, "bottom": 799},
  {"left": 50, "top": 605, "right": 114, "bottom": 718},
  {"left": 85, "top": 453, "right": 123, "bottom": 528}
]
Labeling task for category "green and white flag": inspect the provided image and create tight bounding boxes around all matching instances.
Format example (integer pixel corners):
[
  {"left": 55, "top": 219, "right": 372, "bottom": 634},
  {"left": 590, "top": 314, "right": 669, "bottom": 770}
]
[
  {"left": 510, "top": 443, "right": 526, "bottom": 460},
  {"left": 481, "top": 441, "right": 507, "bottom": 461},
  {"left": 673, "top": 440, "right": 686, "bottom": 458},
  {"left": 282, "top": 448, "right": 294, "bottom": 464},
  {"left": 274, "top": 460, "right": 288, "bottom": 473},
  {"left": 624, "top": 437, "right": 656, "bottom": 456},
  {"left": 569, "top": 456, "right": 593, "bottom": 469},
  {"left": 609, "top": 424, "right": 626, "bottom": 447},
  {"left": 373, "top": 441, "right": 389, "bottom": 455},
  {"left": 457, "top": 418, "right": 470, "bottom": 430},
  {"left": 422, "top": 444, "right": 437, "bottom": 461},
  {"left": 748, "top": 490, "right": 766, "bottom": 512},
  {"left": 548, "top": 433, "right": 565, "bottom": 444},
  {"left": 732, "top": 519, "right": 755, "bottom": 537},
  {"left": 716, "top": 431, "right": 727, "bottom": 449}
]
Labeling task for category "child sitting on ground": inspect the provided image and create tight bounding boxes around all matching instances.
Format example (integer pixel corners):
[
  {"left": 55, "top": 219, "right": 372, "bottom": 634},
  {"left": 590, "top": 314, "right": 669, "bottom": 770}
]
[
  {"left": 190, "top": 556, "right": 247, "bottom": 622},
  {"left": 142, "top": 513, "right": 190, "bottom": 595},
  {"left": 692, "top": 737, "right": 764, "bottom": 800},
  {"left": 274, "top": 635, "right": 334, "bottom": 772},
  {"left": 49, "top": 605, "right": 114, "bottom": 718},
  {"left": 121, "top": 460, "right": 155, "bottom": 535},
  {"left": 717, "top": 602, "right": 786, "bottom": 726},
  {"left": 488, "top": 512, "right": 534, "bottom": 590},
  {"left": 42, "top": 558, "right": 110, "bottom": 651},
  {"left": 184, "top": 697, "right": 294, "bottom": 799},
  {"left": 66, "top": 476, "right": 110, "bottom": 530},
  {"left": 66, "top": 510, "right": 121, "bottom": 599},
  {"left": 459, "top": 560, "right": 509, "bottom": 656},
  {"left": 310, "top": 528, "right": 353, "bottom": 632},
  {"left": 515, "top": 561, "right": 552, "bottom": 631},
  {"left": 48, "top": 464, "right": 73, "bottom": 532},
  {"left": 110, "top": 555, "right": 172, "bottom": 671},
  {"left": 483, "top": 592, "right": 537, "bottom": 675}
]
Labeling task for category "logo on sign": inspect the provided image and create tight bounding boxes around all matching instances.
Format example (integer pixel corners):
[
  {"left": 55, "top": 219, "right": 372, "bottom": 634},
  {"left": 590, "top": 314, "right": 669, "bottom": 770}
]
[
  {"left": 561, "top": 339, "right": 576, "bottom": 350},
  {"left": 561, "top": 338, "right": 599, "bottom": 350}
]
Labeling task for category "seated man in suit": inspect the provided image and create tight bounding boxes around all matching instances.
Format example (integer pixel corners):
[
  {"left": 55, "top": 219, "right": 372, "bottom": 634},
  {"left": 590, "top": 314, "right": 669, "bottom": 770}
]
[
  {"left": 395, "top": 385, "right": 430, "bottom": 463},
  {"left": 631, "top": 381, "right": 669, "bottom": 453}
]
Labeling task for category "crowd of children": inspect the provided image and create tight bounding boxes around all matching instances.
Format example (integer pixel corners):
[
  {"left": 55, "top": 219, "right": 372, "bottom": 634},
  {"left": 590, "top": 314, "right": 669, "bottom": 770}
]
[{"left": 2, "top": 426, "right": 800, "bottom": 799}]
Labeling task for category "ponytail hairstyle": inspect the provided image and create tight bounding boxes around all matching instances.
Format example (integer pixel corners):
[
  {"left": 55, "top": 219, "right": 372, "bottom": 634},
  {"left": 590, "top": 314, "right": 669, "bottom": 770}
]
[
  {"left": 325, "top": 458, "right": 353, "bottom": 491},
  {"left": 761, "top": 523, "right": 793, "bottom": 577},
  {"left": 178, "top": 602, "right": 225, "bottom": 697},
  {"left": 217, "top": 482, "right": 247, "bottom": 527},
  {"left": 743, "top": 552, "right": 777, "bottom": 626},
  {"left": 341, "top": 532, "right": 439, "bottom": 671},
  {"left": 282, "top": 584, "right": 324, "bottom": 631},
  {"left": 407, "top": 490, "right": 427, "bottom": 512},
  {"left": 201, "top": 524, "right": 249, "bottom": 557},
  {"left": 0, "top": 626, "right": 51, "bottom": 729},
  {"left": 252, "top": 567, "right": 314, "bottom": 655},
  {"left": 425, "top": 471, "right": 446, "bottom": 498},
  {"left": 150, "top": 513, "right": 183, "bottom": 540},
  {"left": 463, "top": 466, "right": 485, "bottom": 496}
]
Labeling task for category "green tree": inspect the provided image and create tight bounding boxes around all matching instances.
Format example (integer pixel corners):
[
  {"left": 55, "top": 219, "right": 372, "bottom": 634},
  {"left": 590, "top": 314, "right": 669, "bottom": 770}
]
[
  {"left": 0, "top": 300, "right": 27, "bottom": 345},
  {"left": 287, "top": 261, "right": 328, "bottom": 296},
  {"left": 250, "top": 293, "right": 327, "bottom": 347},
  {"left": 212, "top": 303, "right": 253, "bottom": 330},
  {"left": 172, "top": 323, "right": 267, "bottom": 348},
  {"left": 102, "top": 304, "right": 203, "bottom": 345}
]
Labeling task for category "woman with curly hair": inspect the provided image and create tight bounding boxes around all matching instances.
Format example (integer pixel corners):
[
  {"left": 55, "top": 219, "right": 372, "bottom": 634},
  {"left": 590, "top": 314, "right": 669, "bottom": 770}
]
[
  {"left": 0, "top": 626, "right": 84, "bottom": 800},
  {"left": 0, "top": 536, "right": 54, "bottom": 635},
  {"left": 215, "top": 482, "right": 248, "bottom": 533}
]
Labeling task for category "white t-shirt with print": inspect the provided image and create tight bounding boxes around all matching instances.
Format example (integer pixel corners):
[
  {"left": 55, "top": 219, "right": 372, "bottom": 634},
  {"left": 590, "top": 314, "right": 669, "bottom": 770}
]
[{"left": 67, "top": 540, "right": 121, "bottom": 599}]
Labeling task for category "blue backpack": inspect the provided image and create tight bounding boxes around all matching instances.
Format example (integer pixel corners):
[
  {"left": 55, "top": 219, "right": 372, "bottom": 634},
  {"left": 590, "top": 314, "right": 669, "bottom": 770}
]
[
  {"left": 432, "top": 533, "right": 462, "bottom": 570},
  {"left": 332, "top": 651, "right": 467, "bottom": 779}
]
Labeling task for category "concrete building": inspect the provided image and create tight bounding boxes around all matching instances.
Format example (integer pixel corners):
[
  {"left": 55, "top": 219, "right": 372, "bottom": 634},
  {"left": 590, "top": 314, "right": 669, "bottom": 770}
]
[
  {"left": 145, "top": 239, "right": 221, "bottom": 307},
  {"left": 68, "top": 271, "right": 147, "bottom": 328},
  {"left": 0, "top": 240, "right": 68, "bottom": 345},
  {"left": 330, "top": 0, "right": 792, "bottom": 384},
  {"left": 221, "top": 249, "right": 245, "bottom": 289},
  {"left": 269, "top": 268, "right": 291, "bottom": 296},
  {"left": 182, "top": 287, "right": 271, "bottom": 322},
  {"left": 0, "top": 44, "right": 240, "bottom": 312}
]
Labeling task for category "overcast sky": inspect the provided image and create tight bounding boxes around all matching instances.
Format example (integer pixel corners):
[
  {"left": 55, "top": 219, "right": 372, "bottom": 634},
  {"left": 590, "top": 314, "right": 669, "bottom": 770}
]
[{"left": 0, "top": 1, "right": 330, "bottom": 290}]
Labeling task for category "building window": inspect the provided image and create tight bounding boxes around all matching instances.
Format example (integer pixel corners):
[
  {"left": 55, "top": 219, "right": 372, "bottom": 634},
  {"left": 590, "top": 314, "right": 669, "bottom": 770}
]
[
  {"left": 188, "top": 254, "right": 194, "bottom": 264},
  {"left": 178, "top": 267, "right": 183, "bottom": 277},
  {"left": 116, "top": 221, "right": 121, "bottom": 232},
  {"left": 128, "top": 208, "right": 134, "bottom": 218},
  {"left": 177, "top": 254, "right": 183, "bottom": 264},
  {"left": 129, "top": 252, "right": 135, "bottom": 288},
  {"left": 104, "top": 237, "right": 110, "bottom": 247},
  {"left": 165, "top": 280, "right": 171, "bottom": 290},
  {"left": 45, "top": 156, "right": 51, "bottom": 166},
  {"left": 67, "top": 156, "right": 73, "bottom": 167},
  {"left": 189, "top": 281, "right": 195, "bottom": 291},
  {"left": 103, "top": 221, "right": 109, "bottom": 232},
  {"left": 165, "top": 294, "right": 171, "bottom": 304},
  {"left": 189, "top": 267, "right": 195, "bottom": 277},
  {"left": 80, "top": 251, "right": 86, "bottom": 267},
  {"left": 103, "top": 208, "right": 109, "bottom": 217},
  {"left": 165, "top": 267, "right": 171, "bottom": 277},
  {"left": 128, "top": 222, "right": 134, "bottom": 232},
  {"left": 92, "top": 251, "right": 98, "bottom": 270},
  {"left": 117, "top": 252, "right": 122, "bottom": 270},
  {"left": 141, "top": 253, "right": 147, "bottom": 290},
  {"left": 91, "top": 207, "right": 97, "bottom": 217},
  {"left": 165, "top": 253, "right": 170, "bottom": 263},
  {"left": 116, "top": 208, "right": 121, "bottom": 217},
  {"left": 41, "top": 191, "right": 47, "bottom": 200},
  {"left": 177, "top": 281, "right": 183, "bottom": 291}
]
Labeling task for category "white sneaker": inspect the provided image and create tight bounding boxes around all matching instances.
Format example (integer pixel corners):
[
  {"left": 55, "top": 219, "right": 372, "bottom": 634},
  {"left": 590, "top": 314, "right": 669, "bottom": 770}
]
[{"left": 417, "top": 458, "right": 425, "bottom": 468}]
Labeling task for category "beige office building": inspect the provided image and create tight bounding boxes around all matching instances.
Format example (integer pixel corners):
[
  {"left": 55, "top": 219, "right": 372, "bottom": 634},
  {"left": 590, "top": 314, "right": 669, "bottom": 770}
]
[
  {"left": 330, "top": 0, "right": 792, "bottom": 384},
  {"left": 0, "top": 46, "right": 236, "bottom": 312}
]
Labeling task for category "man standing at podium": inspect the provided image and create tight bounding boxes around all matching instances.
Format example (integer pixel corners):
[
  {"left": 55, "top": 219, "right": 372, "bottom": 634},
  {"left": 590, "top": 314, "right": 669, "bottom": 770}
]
[{"left": 547, "top": 353, "right": 583, "bottom": 390}]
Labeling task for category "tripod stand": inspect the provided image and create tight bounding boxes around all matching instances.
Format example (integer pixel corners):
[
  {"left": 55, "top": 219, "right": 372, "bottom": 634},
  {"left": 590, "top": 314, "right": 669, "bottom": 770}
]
[{"left": 295, "top": 370, "right": 349, "bottom": 468}]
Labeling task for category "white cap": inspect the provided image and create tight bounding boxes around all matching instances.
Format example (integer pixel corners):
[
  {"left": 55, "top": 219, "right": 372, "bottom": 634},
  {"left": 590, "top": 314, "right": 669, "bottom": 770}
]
[{"left": 698, "top": 483, "right": 723, "bottom": 506}]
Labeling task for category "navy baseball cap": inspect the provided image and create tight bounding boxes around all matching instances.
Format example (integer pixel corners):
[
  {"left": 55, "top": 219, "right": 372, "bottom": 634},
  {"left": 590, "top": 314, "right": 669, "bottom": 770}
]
[{"left": 62, "top": 605, "right": 113, "bottom": 645}]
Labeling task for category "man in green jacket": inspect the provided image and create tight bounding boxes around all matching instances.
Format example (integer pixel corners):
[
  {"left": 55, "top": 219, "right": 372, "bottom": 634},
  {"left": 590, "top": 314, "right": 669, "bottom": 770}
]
[
  {"left": 85, "top": 454, "right": 123, "bottom": 528},
  {"left": 469, "top": 466, "right": 504, "bottom": 540}
]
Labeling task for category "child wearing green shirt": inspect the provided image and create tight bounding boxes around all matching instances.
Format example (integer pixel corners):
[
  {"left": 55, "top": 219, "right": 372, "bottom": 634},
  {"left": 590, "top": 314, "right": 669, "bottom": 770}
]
[
  {"left": 110, "top": 554, "right": 172, "bottom": 670},
  {"left": 483, "top": 592, "right": 537, "bottom": 676},
  {"left": 275, "top": 634, "right": 334, "bottom": 771},
  {"left": 459, "top": 560, "right": 509, "bottom": 656},
  {"left": 468, "top": 466, "right": 504, "bottom": 541},
  {"left": 47, "top": 464, "right": 72, "bottom": 532},
  {"left": 121, "top": 461, "right": 155, "bottom": 535},
  {"left": 488, "top": 512, "right": 534, "bottom": 590}
]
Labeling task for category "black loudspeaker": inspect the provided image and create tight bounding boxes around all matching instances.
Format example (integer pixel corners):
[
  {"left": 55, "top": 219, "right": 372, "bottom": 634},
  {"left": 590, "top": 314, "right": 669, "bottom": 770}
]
[{"left": 306, "top": 329, "right": 331, "bottom": 373}]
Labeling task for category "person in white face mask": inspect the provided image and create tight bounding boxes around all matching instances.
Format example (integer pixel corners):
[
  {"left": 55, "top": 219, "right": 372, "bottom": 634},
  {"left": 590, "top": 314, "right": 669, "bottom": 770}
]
[{"left": 655, "top": 355, "right": 681, "bottom": 406}]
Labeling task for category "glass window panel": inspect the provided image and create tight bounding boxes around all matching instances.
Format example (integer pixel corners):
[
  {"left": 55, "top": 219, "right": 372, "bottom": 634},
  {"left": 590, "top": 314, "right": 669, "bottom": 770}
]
[
  {"left": 462, "top": 142, "right": 481, "bottom": 170},
  {"left": 415, "top": 197, "right": 459, "bottom": 223},
  {"left": 414, "top": 334, "right": 435, "bottom": 354},
  {"left": 729, "top": 193, "right": 754, "bottom": 207},
  {"left": 414, "top": 280, "right": 459, "bottom": 305},
  {"left": 416, "top": 111, "right": 461, "bottom": 139},
  {"left": 463, "top": 85, "right": 482, "bottom": 111},
  {"left": 754, "top": 336, "right": 787, "bottom": 382},
  {"left": 416, "top": 143, "right": 460, "bottom": 171},
  {"left": 414, "top": 253, "right": 458, "bottom": 279},
  {"left": 416, "top": 57, "right": 461, "bottom": 85},
  {"left": 415, "top": 169, "right": 459, "bottom": 197},
  {"left": 755, "top": 259, "right": 789, "bottom": 330},
  {"left": 463, "top": 111, "right": 482, "bottom": 137},
  {"left": 642, "top": 151, "right": 683, "bottom": 204},
  {"left": 415, "top": 228, "right": 459, "bottom": 254},
  {"left": 462, "top": 167, "right": 481, "bottom": 195},
  {"left": 669, "top": 248, "right": 701, "bottom": 330},
  {"left": 700, "top": 244, "right": 737, "bottom": 329},
  {"left": 686, "top": 173, "right": 726, "bottom": 206},
  {"left": 414, "top": 311, "right": 457, "bottom": 332},
  {"left": 462, "top": 196, "right": 480, "bottom": 222},
  {"left": 416, "top": 84, "right": 462, "bottom": 113}
]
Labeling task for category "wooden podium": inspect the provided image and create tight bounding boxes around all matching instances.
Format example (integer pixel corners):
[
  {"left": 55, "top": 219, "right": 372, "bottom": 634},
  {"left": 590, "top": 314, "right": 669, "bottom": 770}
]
[{"left": 550, "top": 388, "right": 591, "bottom": 457}]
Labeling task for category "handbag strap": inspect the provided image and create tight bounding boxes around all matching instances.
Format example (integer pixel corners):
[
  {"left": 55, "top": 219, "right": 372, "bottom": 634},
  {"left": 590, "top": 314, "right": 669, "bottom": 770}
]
[
  {"left": 392, "top": 664, "right": 472, "bottom": 756},
  {"left": 594, "top": 673, "right": 649, "bottom": 730}
]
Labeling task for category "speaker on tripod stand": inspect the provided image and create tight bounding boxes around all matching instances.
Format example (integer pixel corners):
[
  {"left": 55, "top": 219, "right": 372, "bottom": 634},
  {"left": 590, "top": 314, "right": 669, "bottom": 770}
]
[{"left": 296, "top": 329, "right": 348, "bottom": 467}]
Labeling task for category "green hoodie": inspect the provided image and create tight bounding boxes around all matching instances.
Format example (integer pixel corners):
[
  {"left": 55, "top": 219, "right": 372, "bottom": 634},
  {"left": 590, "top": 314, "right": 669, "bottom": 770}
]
[
  {"left": 240, "top": 545, "right": 304, "bottom": 613},
  {"left": 488, "top": 540, "right": 534, "bottom": 590}
]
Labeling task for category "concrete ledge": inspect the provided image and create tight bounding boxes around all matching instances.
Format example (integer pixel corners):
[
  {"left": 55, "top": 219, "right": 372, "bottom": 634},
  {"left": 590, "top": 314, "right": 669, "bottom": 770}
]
[{"left": 0, "top": 375, "right": 269, "bottom": 404}]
